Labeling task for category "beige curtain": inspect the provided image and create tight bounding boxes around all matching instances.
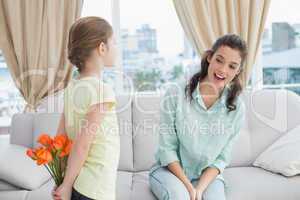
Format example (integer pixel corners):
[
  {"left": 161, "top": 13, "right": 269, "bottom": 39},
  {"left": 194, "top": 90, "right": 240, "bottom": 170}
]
[
  {"left": 0, "top": 0, "right": 83, "bottom": 112},
  {"left": 173, "top": 0, "right": 271, "bottom": 86}
]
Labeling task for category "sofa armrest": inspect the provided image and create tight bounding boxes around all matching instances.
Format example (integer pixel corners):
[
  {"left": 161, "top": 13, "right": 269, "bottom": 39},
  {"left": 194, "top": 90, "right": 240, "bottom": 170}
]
[{"left": 0, "top": 144, "right": 51, "bottom": 190}]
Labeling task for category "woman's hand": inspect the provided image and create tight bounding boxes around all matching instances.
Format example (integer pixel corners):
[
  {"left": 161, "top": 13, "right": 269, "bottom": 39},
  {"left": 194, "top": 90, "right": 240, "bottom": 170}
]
[
  {"left": 186, "top": 184, "right": 197, "bottom": 200},
  {"left": 196, "top": 189, "right": 203, "bottom": 200},
  {"left": 52, "top": 183, "right": 72, "bottom": 200}
]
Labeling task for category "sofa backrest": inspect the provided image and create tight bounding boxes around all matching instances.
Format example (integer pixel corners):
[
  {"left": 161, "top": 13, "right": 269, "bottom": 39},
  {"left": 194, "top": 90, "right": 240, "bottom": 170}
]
[
  {"left": 131, "top": 89, "right": 300, "bottom": 171},
  {"left": 10, "top": 94, "right": 133, "bottom": 171},
  {"left": 236, "top": 89, "right": 300, "bottom": 165},
  {"left": 9, "top": 89, "right": 300, "bottom": 172}
]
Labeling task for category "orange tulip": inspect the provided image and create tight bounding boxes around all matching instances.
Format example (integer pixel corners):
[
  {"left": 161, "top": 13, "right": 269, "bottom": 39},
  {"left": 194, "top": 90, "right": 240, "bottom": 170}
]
[
  {"left": 26, "top": 148, "right": 37, "bottom": 160},
  {"left": 26, "top": 133, "right": 73, "bottom": 186},
  {"left": 36, "top": 147, "right": 53, "bottom": 165},
  {"left": 59, "top": 140, "right": 72, "bottom": 157},
  {"left": 38, "top": 134, "right": 53, "bottom": 148},
  {"left": 53, "top": 134, "right": 68, "bottom": 150}
]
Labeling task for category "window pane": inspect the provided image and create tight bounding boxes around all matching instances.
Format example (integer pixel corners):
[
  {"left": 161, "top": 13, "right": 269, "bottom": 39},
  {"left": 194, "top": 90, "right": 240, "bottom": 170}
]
[
  {"left": 262, "top": 0, "right": 300, "bottom": 95},
  {"left": 0, "top": 50, "right": 25, "bottom": 132},
  {"left": 80, "top": 0, "right": 119, "bottom": 88},
  {"left": 120, "top": 0, "right": 199, "bottom": 92},
  {"left": 81, "top": 0, "right": 112, "bottom": 23}
]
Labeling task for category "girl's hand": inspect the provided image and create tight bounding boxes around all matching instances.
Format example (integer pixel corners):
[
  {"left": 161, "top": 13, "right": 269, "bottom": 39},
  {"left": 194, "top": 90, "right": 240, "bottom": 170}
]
[
  {"left": 52, "top": 183, "right": 72, "bottom": 200},
  {"left": 52, "top": 186, "right": 59, "bottom": 200}
]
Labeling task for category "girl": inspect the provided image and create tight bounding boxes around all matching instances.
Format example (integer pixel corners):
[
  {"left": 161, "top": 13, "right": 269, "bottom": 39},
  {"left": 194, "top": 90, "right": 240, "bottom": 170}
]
[
  {"left": 149, "top": 34, "right": 247, "bottom": 200},
  {"left": 52, "top": 16, "right": 120, "bottom": 200}
]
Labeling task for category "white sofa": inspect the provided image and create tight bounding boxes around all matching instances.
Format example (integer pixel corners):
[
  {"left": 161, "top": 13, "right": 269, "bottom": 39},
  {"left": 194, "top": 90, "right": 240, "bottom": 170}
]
[{"left": 1, "top": 89, "right": 300, "bottom": 200}]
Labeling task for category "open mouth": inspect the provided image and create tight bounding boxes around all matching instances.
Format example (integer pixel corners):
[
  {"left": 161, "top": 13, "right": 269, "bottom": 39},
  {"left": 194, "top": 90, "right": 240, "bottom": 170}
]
[{"left": 214, "top": 73, "right": 226, "bottom": 81}]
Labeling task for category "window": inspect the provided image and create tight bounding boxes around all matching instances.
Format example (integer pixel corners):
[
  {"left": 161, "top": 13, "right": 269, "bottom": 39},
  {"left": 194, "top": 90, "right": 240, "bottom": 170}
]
[
  {"left": 120, "top": 0, "right": 199, "bottom": 92},
  {"left": 0, "top": 50, "right": 25, "bottom": 132},
  {"left": 82, "top": 0, "right": 199, "bottom": 92},
  {"left": 262, "top": 0, "right": 300, "bottom": 95}
]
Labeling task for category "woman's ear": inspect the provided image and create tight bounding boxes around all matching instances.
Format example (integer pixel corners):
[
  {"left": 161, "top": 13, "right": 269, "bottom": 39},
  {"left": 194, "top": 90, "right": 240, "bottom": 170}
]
[
  {"left": 206, "top": 50, "right": 213, "bottom": 63},
  {"left": 236, "top": 67, "right": 242, "bottom": 76},
  {"left": 206, "top": 54, "right": 211, "bottom": 63}
]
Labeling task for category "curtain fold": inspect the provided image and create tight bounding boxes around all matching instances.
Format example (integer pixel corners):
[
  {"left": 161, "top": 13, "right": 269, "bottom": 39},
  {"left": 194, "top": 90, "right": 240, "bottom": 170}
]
[
  {"left": 0, "top": 0, "right": 83, "bottom": 112},
  {"left": 173, "top": 0, "right": 271, "bottom": 86}
]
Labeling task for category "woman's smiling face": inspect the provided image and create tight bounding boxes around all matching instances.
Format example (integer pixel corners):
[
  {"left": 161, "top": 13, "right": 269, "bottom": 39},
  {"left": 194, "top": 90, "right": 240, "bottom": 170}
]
[{"left": 206, "top": 45, "right": 242, "bottom": 90}]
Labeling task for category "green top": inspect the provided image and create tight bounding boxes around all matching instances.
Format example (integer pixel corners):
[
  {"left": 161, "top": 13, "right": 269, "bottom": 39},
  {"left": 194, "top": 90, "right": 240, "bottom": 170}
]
[
  {"left": 64, "top": 77, "right": 120, "bottom": 200},
  {"left": 154, "top": 81, "right": 245, "bottom": 182}
]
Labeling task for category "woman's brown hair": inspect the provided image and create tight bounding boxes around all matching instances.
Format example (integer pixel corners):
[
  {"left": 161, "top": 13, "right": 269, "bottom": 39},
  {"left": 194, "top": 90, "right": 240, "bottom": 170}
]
[
  {"left": 67, "top": 16, "right": 113, "bottom": 72},
  {"left": 185, "top": 34, "right": 248, "bottom": 113}
]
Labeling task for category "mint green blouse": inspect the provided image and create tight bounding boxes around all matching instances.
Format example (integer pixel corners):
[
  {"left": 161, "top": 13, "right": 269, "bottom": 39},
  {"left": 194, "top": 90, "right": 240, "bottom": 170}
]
[{"left": 154, "top": 81, "right": 245, "bottom": 182}]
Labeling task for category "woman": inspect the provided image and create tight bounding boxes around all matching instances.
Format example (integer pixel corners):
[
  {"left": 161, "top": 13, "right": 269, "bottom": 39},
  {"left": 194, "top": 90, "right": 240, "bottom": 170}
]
[
  {"left": 52, "top": 16, "right": 120, "bottom": 200},
  {"left": 149, "top": 34, "right": 247, "bottom": 200}
]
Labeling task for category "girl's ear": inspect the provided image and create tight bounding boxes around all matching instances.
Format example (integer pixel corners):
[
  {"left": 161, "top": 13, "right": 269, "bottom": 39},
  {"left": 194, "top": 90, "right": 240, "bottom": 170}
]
[{"left": 97, "top": 42, "right": 106, "bottom": 56}]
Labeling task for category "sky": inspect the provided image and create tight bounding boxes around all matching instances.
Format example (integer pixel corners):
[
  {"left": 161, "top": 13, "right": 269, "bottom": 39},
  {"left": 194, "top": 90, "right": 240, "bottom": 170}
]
[{"left": 82, "top": 0, "right": 300, "bottom": 57}]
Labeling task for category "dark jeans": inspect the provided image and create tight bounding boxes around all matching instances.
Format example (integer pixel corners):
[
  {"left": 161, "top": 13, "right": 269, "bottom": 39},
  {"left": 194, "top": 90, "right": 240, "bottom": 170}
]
[{"left": 71, "top": 188, "right": 95, "bottom": 200}]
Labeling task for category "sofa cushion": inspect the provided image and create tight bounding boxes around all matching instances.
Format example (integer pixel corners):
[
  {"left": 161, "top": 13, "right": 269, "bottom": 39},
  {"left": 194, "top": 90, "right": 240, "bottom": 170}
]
[
  {"left": 0, "top": 144, "right": 51, "bottom": 190},
  {"left": 229, "top": 122, "right": 253, "bottom": 167},
  {"left": 32, "top": 113, "right": 61, "bottom": 147},
  {"left": 116, "top": 95, "right": 134, "bottom": 171},
  {"left": 253, "top": 124, "right": 300, "bottom": 176},
  {"left": 245, "top": 89, "right": 300, "bottom": 162},
  {"left": 0, "top": 191, "right": 28, "bottom": 200},
  {"left": 224, "top": 167, "right": 300, "bottom": 200},
  {"left": 116, "top": 171, "right": 133, "bottom": 200},
  {"left": 131, "top": 91, "right": 254, "bottom": 171},
  {"left": 132, "top": 92, "right": 161, "bottom": 171},
  {"left": 0, "top": 179, "right": 20, "bottom": 191},
  {"left": 25, "top": 179, "right": 55, "bottom": 200},
  {"left": 23, "top": 171, "right": 134, "bottom": 200},
  {"left": 32, "top": 94, "right": 134, "bottom": 171},
  {"left": 132, "top": 171, "right": 155, "bottom": 200},
  {"left": 10, "top": 113, "right": 34, "bottom": 148}
]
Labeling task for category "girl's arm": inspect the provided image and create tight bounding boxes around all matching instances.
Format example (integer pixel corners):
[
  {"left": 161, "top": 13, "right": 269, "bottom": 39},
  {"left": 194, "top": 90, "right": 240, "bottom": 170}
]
[
  {"left": 56, "top": 112, "right": 66, "bottom": 135},
  {"left": 61, "top": 102, "right": 110, "bottom": 188}
]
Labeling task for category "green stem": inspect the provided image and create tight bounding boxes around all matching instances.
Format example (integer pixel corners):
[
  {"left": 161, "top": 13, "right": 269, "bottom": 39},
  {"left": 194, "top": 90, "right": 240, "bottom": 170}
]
[
  {"left": 48, "top": 162, "right": 59, "bottom": 186},
  {"left": 44, "top": 165, "right": 55, "bottom": 179},
  {"left": 54, "top": 151, "right": 64, "bottom": 185}
]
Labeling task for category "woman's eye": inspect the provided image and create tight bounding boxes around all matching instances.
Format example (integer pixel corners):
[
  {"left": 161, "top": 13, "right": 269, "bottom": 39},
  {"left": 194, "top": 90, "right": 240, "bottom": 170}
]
[
  {"left": 230, "top": 65, "right": 236, "bottom": 69},
  {"left": 216, "top": 58, "right": 223, "bottom": 63}
]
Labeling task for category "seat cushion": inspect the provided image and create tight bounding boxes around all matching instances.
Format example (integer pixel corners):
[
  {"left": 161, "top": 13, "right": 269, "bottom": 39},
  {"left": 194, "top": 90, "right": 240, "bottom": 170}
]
[
  {"left": 0, "top": 179, "right": 20, "bottom": 191},
  {"left": 25, "top": 179, "right": 55, "bottom": 200},
  {"left": 224, "top": 167, "right": 300, "bottom": 200},
  {"left": 131, "top": 171, "right": 156, "bottom": 200},
  {"left": 19, "top": 171, "right": 133, "bottom": 200},
  {"left": 0, "top": 190, "right": 28, "bottom": 200},
  {"left": 116, "top": 171, "right": 133, "bottom": 200}
]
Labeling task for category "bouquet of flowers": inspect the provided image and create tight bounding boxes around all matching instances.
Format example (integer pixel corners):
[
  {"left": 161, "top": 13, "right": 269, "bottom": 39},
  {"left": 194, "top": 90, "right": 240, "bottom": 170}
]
[{"left": 26, "top": 133, "right": 73, "bottom": 186}]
